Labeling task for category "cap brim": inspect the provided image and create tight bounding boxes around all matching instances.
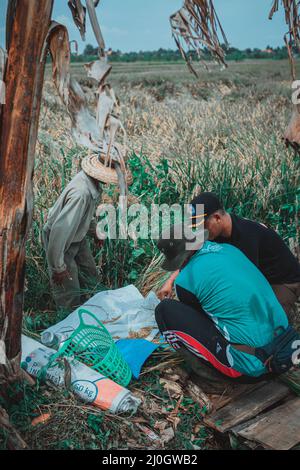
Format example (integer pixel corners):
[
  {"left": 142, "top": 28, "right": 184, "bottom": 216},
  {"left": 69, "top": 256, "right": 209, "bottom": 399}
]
[
  {"left": 161, "top": 230, "right": 209, "bottom": 271},
  {"left": 161, "top": 251, "right": 190, "bottom": 272},
  {"left": 190, "top": 215, "right": 208, "bottom": 228}
]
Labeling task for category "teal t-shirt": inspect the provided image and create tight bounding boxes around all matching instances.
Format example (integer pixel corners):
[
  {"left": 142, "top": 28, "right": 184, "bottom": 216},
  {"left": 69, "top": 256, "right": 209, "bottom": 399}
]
[{"left": 175, "top": 241, "right": 288, "bottom": 377}]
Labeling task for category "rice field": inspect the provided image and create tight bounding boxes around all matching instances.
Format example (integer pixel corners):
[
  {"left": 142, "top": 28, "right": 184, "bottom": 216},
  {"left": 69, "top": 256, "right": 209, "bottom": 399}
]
[
  {"left": 31, "top": 59, "right": 300, "bottom": 307},
  {"left": 3, "top": 59, "right": 299, "bottom": 450}
]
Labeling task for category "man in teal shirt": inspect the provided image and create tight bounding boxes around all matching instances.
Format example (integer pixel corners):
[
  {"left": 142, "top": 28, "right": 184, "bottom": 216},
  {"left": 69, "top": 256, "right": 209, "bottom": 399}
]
[{"left": 156, "top": 225, "right": 289, "bottom": 379}]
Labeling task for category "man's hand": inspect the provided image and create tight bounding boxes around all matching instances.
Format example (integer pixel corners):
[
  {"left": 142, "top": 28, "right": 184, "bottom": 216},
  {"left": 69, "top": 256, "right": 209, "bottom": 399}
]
[
  {"left": 52, "top": 270, "right": 72, "bottom": 286},
  {"left": 157, "top": 270, "right": 180, "bottom": 301},
  {"left": 157, "top": 279, "right": 174, "bottom": 301}
]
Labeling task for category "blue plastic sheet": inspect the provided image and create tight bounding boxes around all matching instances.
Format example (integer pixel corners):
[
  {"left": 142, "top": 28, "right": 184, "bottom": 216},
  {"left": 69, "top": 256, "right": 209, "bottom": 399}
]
[{"left": 116, "top": 339, "right": 160, "bottom": 379}]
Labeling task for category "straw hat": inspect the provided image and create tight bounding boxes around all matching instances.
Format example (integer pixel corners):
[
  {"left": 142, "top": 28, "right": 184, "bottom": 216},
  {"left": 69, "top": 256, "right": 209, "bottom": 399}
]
[{"left": 82, "top": 152, "right": 133, "bottom": 185}]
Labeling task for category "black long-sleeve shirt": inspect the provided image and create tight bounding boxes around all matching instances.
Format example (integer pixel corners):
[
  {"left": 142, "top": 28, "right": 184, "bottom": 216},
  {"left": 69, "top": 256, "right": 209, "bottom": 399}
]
[{"left": 214, "top": 215, "right": 300, "bottom": 285}]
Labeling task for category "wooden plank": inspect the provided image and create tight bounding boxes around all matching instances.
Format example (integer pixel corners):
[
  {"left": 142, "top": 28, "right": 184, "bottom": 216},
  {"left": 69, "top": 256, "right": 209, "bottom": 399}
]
[
  {"left": 230, "top": 413, "right": 277, "bottom": 450},
  {"left": 203, "top": 380, "right": 291, "bottom": 433},
  {"left": 229, "top": 395, "right": 294, "bottom": 449},
  {"left": 237, "top": 397, "right": 300, "bottom": 450},
  {"left": 208, "top": 382, "right": 263, "bottom": 412},
  {"left": 229, "top": 432, "right": 260, "bottom": 450}
]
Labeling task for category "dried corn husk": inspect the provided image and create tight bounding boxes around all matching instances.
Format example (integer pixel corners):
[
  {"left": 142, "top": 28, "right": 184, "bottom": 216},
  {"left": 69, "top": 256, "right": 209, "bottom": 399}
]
[
  {"left": 269, "top": 0, "right": 300, "bottom": 81},
  {"left": 39, "top": 0, "right": 130, "bottom": 195},
  {"left": 170, "top": 0, "right": 228, "bottom": 76}
]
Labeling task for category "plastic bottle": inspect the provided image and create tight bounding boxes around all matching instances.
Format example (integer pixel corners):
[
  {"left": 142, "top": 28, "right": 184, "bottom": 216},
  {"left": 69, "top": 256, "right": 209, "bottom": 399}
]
[{"left": 40, "top": 331, "right": 68, "bottom": 349}]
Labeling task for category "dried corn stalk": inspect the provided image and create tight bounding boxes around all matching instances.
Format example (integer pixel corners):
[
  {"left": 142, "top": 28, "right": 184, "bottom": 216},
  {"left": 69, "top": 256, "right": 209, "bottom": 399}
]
[
  {"left": 46, "top": 6, "right": 129, "bottom": 195},
  {"left": 170, "top": 0, "right": 228, "bottom": 76},
  {"left": 269, "top": 0, "right": 300, "bottom": 80},
  {"left": 68, "top": 0, "right": 86, "bottom": 40},
  {"left": 86, "top": 0, "right": 106, "bottom": 57}
]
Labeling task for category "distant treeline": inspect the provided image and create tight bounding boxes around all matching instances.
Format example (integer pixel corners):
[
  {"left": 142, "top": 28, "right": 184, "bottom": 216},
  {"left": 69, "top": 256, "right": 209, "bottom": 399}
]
[{"left": 71, "top": 44, "right": 291, "bottom": 63}]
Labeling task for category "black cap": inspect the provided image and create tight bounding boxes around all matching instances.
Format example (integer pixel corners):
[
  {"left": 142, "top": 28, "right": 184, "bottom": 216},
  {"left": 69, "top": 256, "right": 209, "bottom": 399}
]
[
  {"left": 157, "top": 224, "right": 209, "bottom": 272},
  {"left": 190, "top": 192, "right": 223, "bottom": 221}
]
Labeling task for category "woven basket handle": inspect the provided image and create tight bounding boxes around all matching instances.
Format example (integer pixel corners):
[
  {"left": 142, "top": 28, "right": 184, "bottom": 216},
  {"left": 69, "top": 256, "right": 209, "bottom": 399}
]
[{"left": 78, "top": 308, "right": 110, "bottom": 334}]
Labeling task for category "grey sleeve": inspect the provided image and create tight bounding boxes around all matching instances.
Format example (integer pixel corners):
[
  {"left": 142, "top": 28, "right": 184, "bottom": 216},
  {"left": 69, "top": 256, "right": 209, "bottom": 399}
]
[{"left": 46, "top": 193, "right": 89, "bottom": 273}]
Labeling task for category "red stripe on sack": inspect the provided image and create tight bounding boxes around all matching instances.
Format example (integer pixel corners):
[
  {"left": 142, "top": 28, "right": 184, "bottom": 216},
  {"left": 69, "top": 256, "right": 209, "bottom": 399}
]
[{"left": 174, "top": 330, "right": 242, "bottom": 378}]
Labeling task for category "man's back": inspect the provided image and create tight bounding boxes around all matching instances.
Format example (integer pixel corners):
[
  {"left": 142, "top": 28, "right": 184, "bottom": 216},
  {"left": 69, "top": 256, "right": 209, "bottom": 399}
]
[
  {"left": 43, "top": 171, "right": 100, "bottom": 274},
  {"left": 175, "top": 241, "right": 288, "bottom": 348},
  {"left": 45, "top": 171, "right": 100, "bottom": 239}
]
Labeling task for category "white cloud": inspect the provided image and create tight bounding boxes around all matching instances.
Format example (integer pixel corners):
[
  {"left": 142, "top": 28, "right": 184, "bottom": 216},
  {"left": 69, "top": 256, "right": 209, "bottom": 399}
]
[{"left": 101, "top": 25, "right": 128, "bottom": 37}]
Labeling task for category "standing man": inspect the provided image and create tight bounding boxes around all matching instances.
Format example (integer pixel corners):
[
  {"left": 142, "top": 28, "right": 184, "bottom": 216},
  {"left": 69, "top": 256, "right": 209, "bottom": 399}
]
[
  {"left": 158, "top": 192, "right": 300, "bottom": 319},
  {"left": 42, "top": 155, "right": 113, "bottom": 311}
]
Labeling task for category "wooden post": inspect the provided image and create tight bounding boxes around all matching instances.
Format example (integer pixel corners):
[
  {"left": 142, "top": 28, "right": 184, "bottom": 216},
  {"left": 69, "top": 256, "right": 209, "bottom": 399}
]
[{"left": 0, "top": 0, "right": 54, "bottom": 389}]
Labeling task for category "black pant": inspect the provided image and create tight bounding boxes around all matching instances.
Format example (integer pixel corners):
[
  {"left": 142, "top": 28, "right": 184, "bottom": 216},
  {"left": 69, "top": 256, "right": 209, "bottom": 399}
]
[{"left": 155, "top": 299, "right": 270, "bottom": 383}]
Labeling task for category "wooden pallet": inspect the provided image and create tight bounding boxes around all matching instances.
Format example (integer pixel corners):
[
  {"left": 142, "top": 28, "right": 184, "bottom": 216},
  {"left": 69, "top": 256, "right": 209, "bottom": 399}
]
[{"left": 203, "top": 380, "right": 300, "bottom": 450}]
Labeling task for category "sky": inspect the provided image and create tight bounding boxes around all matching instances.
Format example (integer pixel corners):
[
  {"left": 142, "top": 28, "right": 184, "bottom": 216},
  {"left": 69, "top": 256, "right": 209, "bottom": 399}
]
[{"left": 0, "top": 0, "right": 289, "bottom": 53}]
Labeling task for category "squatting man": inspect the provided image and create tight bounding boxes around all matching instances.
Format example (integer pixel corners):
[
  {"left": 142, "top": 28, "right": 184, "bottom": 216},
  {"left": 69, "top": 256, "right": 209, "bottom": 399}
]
[
  {"left": 155, "top": 219, "right": 300, "bottom": 387},
  {"left": 154, "top": 192, "right": 300, "bottom": 387}
]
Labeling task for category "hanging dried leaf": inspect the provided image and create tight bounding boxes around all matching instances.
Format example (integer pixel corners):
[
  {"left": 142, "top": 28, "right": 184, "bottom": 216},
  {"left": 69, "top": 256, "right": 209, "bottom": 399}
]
[
  {"left": 269, "top": 0, "right": 300, "bottom": 80},
  {"left": 270, "top": 1, "right": 300, "bottom": 148},
  {"left": 96, "top": 86, "right": 115, "bottom": 138},
  {"left": 84, "top": 59, "right": 112, "bottom": 83},
  {"left": 68, "top": 0, "right": 86, "bottom": 40},
  {"left": 170, "top": 0, "right": 228, "bottom": 76},
  {"left": 46, "top": 22, "right": 71, "bottom": 104},
  {"left": 46, "top": 22, "right": 129, "bottom": 193},
  {"left": 47, "top": 22, "right": 103, "bottom": 149},
  {"left": 86, "top": 0, "right": 106, "bottom": 57}
]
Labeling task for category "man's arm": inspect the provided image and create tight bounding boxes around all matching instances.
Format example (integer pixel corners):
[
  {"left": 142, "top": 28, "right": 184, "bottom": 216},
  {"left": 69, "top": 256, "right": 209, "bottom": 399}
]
[
  {"left": 157, "top": 270, "right": 179, "bottom": 300},
  {"left": 47, "top": 193, "right": 89, "bottom": 274}
]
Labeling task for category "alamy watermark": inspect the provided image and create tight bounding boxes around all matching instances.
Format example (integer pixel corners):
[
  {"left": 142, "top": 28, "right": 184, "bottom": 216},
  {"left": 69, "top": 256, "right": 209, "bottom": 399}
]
[{"left": 95, "top": 200, "right": 206, "bottom": 250}]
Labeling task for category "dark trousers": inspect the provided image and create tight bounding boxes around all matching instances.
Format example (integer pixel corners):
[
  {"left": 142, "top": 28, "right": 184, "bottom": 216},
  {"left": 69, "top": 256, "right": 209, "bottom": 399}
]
[
  {"left": 155, "top": 299, "right": 269, "bottom": 383},
  {"left": 43, "top": 230, "right": 99, "bottom": 311}
]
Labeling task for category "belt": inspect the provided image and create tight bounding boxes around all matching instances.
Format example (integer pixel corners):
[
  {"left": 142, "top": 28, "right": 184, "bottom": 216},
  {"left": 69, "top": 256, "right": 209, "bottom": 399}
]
[{"left": 231, "top": 343, "right": 256, "bottom": 356}]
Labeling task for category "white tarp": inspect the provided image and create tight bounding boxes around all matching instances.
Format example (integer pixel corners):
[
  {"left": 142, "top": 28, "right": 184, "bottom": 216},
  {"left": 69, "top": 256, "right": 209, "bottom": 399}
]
[{"left": 42, "top": 285, "right": 160, "bottom": 342}]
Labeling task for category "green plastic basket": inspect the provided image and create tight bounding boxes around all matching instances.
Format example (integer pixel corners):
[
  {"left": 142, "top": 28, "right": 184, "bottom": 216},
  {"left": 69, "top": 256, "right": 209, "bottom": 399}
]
[{"left": 50, "top": 308, "right": 132, "bottom": 387}]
